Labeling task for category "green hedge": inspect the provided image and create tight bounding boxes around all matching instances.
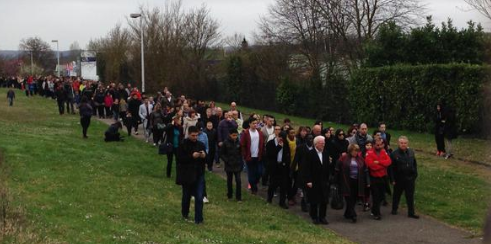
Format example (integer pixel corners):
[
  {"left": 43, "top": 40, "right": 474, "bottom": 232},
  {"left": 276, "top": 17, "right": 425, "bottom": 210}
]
[{"left": 349, "top": 64, "right": 490, "bottom": 135}]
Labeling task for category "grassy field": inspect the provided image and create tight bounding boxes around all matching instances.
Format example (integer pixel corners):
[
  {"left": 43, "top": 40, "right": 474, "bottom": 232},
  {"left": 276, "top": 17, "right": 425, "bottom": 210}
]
[
  {"left": 216, "top": 102, "right": 491, "bottom": 165},
  {"left": 0, "top": 89, "right": 350, "bottom": 243},
  {"left": 216, "top": 102, "right": 491, "bottom": 234}
]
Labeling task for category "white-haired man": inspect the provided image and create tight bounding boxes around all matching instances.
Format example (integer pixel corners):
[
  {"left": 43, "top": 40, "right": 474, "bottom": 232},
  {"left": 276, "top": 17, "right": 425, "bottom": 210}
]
[{"left": 304, "top": 135, "right": 331, "bottom": 225}]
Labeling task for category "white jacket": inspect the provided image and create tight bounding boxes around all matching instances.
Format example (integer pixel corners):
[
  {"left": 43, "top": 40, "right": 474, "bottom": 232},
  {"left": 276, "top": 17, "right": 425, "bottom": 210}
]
[{"left": 139, "top": 103, "right": 154, "bottom": 120}]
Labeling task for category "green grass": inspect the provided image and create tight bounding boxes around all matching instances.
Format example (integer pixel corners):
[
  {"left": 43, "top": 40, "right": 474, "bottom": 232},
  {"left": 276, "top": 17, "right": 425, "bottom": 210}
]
[
  {"left": 0, "top": 89, "right": 350, "bottom": 243},
  {"left": 217, "top": 102, "right": 491, "bottom": 234},
  {"left": 216, "top": 103, "right": 491, "bottom": 165}
]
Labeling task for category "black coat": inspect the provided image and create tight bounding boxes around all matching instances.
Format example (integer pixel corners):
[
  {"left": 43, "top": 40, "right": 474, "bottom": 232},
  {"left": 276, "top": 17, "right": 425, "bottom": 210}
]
[
  {"left": 303, "top": 148, "right": 331, "bottom": 204},
  {"left": 266, "top": 137, "right": 290, "bottom": 180},
  {"left": 389, "top": 148, "right": 418, "bottom": 182},
  {"left": 291, "top": 144, "right": 312, "bottom": 188},
  {"left": 176, "top": 139, "right": 206, "bottom": 185},
  {"left": 331, "top": 138, "right": 348, "bottom": 166},
  {"left": 128, "top": 98, "right": 142, "bottom": 117},
  {"left": 221, "top": 137, "right": 243, "bottom": 172}
]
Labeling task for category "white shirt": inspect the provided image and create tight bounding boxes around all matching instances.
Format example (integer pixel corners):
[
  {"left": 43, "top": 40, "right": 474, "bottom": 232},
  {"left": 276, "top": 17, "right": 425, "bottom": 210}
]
[
  {"left": 275, "top": 137, "right": 283, "bottom": 162},
  {"left": 250, "top": 129, "right": 260, "bottom": 158},
  {"left": 315, "top": 148, "right": 323, "bottom": 165}
]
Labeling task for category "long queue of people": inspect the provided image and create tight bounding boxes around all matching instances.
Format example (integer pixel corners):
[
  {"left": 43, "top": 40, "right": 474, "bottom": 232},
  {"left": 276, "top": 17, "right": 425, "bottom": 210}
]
[{"left": 13, "top": 77, "right": 419, "bottom": 226}]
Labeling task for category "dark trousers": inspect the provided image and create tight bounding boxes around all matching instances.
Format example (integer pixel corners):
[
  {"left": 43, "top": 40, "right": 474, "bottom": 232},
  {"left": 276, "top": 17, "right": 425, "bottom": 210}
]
[
  {"left": 105, "top": 132, "right": 121, "bottom": 141},
  {"left": 435, "top": 133, "right": 445, "bottom": 152},
  {"left": 226, "top": 171, "right": 242, "bottom": 200},
  {"left": 267, "top": 165, "right": 288, "bottom": 205},
  {"left": 166, "top": 149, "right": 178, "bottom": 177},
  {"left": 392, "top": 179, "right": 416, "bottom": 215},
  {"left": 344, "top": 178, "right": 359, "bottom": 218},
  {"left": 370, "top": 176, "right": 386, "bottom": 216},
  {"left": 181, "top": 175, "right": 205, "bottom": 223},
  {"left": 261, "top": 160, "right": 269, "bottom": 185},
  {"left": 288, "top": 171, "right": 299, "bottom": 200},
  {"left": 57, "top": 99, "right": 65, "bottom": 114},
  {"left": 310, "top": 203, "right": 327, "bottom": 220},
  {"left": 81, "top": 116, "right": 91, "bottom": 137},
  {"left": 97, "top": 105, "right": 105, "bottom": 118},
  {"left": 66, "top": 98, "right": 75, "bottom": 114},
  {"left": 105, "top": 106, "right": 111, "bottom": 118},
  {"left": 8, "top": 97, "right": 13, "bottom": 106},
  {"left": 206, "top": 148, "right": 216, "bottom": 171},
  {"left": 246, "top": 158, "right": 260, "bottom": 193},
  {"left": 152, "top": 128, "right": 163, "bottom": 144}
]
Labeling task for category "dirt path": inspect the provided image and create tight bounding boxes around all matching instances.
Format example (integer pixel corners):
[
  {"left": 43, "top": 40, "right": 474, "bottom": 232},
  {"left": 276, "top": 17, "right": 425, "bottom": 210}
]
[{"left": 98, "top": 118, "right": 482, "bottom": 244}]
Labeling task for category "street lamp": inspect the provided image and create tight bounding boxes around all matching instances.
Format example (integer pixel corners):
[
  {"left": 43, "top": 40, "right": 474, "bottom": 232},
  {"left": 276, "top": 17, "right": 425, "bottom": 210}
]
[
  {"left": 130, "top": 13, "right": 145, "bottom": 93},
  {"left": 51, "top": 40, "right": 60, "bottom": 77}
]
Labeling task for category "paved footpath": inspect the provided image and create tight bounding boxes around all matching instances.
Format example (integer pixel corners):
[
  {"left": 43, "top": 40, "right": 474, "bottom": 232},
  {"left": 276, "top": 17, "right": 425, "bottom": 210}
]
[{"left": 99, "top": 118, "right": 482, "bottom": 244}]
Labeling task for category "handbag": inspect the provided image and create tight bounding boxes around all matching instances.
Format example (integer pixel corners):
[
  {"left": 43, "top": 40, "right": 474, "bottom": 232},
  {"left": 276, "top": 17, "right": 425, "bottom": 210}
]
[
  {"left": 158, "top": 132, "right": 173, "bottom": 155},
  {"left": 330, "top": 184, "right": 344, "bottom": 210}
]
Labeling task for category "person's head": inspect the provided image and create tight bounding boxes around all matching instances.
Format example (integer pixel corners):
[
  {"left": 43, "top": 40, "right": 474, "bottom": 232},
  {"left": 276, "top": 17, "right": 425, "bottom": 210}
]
[
  {"left": 206, "top": 108, "right": 212, "bottom": 117},
  {"left": 398, "top": 136, "right": 409, "bottom": 151},
  {"left": 143, "top": 96, "right": 149, "bottom": 103},
  {"left": 249, "top": 118, "right": 258, "bottom": 130},
  {"left": 206, "top": 121, "right": 213, "bottom": 130},
  {"left": 196, "top": 121, "right": 204, "bottom": 131},
  {"left": 322, "top": 128, "right": 332, "bottom": 139},
  {"left": 348, "top": 144, "right": 360, "bottom": 157},
  {"left": 378, "top": 122, "right": 386, "bottom": 133},
  {"left": 282, "top": 124, "right": 291, "bottom": 132},
  {"left": 287, "top": 128, "right": 295, "bottom": 139},
  {"left": 188, "top": 126, "right": 199, "bottom": 142},
  {"left": 229, "top": 128, "right": 238, "bottom": 141},
  {"left": 115, "top": 121, "right": 123, "bottom": 129},
  {"left": 232, "top": 110, "right": 239, "bottom": 119},
  {"left": 335, "top": 129, "right": 345, "bottom": 140},
  {"left": 265, "top": 116, "right": 272, "bottom": 126},
  {"left": 284, "top": 118, "right": 291, "bottom": 125},
  {"left": 81, "top": 96, "right": 89, "bottom": 104},
  {"left": 297, "top": 126, "right": 308, "bottom": 138},
  {"left": 365, "top": 140, "right": 373, "bottom": 151},
  {"left": 231, "top": 102, "right": 237, "bottom": 110},
  {"left": 314, "top": 136, "right": 326, "bottom": 152},
  {"left": 312, "top": 125, "right": 322, "bottom": 136},
  {"left": 359, "top": 123, "right": 368, "bottom": 136},
  {"left": 329, "top": 127, "right": 335, "bottom": 134},
  {"left": 189, "top": 110, "right": 196, "bottom": 118},
  {"left": 154, "top": 103, "right": 162, "bottom": 111},
  {"left": 373, "top": 130, "right": 382, "bottom": 137},
  {"left": 274, "top": 125, "right": 282, "bottom": 137},
  {"left": 216, "top": 107, "right": 223, "bottom": 117},
  {"left": 374, "top": 138, "right": 384, "bottom": 151}
]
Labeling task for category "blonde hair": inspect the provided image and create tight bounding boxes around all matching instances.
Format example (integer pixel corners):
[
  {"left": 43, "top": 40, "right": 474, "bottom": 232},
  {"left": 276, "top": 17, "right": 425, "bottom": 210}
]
[{"left": 347, "top": 144, "right": 360, "bottom": 154}]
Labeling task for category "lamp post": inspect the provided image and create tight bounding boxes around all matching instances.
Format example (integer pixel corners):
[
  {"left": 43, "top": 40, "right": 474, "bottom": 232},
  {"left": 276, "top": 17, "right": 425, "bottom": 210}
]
[
  {"left": 51, "top": 40, "right": 60, "bottom": 77},
  {"left": 130, "top": 13, "right": 145, "bottom": 93}
]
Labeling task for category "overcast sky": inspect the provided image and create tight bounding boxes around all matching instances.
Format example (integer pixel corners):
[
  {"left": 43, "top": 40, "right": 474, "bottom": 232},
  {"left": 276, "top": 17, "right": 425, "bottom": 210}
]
[{"left": 0, "top": 0, "right": 489, "bottom": 51}]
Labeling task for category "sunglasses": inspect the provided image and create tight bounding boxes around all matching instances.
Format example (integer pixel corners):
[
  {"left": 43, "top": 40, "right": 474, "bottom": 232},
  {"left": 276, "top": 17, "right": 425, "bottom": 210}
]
[{"left": 338, "top": 134, "right": 344, "bottom": 136}]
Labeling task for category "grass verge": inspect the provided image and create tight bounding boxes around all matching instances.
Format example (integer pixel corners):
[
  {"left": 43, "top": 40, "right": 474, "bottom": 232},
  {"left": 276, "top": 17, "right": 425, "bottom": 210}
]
[{"left": 0, "top": 89, "right": 349, "bottom": 243}]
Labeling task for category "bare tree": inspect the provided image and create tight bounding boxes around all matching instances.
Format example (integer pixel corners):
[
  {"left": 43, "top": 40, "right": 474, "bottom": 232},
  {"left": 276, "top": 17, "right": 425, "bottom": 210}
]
[
  {"left": 465, "top": 0, "right": 491, "bottom": 20},
  {"left": 223, "top": 33, "right": 246, "bottom": 51},
  {"left": 18, "top": 37, "right": 56, "bottom": 74}
]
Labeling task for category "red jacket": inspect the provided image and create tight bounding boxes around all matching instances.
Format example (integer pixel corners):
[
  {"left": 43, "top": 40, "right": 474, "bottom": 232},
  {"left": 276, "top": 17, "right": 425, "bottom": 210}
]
[
  {"left": 104, "top": 95, "right": 113, "bottom": 107},
  {"left": 365, "top": 149, "right": 391, "bottom": 178},
  {"left": 240, "top": 129, "right": 264, "bottom": 161}
]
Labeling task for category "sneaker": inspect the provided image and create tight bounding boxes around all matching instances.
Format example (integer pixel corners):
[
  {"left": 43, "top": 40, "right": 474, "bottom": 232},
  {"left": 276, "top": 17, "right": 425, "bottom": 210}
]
[
  {"left": 203, "top": 197, "right": 209, "bottom": 203},
  {"left": 146, "top": 139, "right": 149, "bottom": 143},
  {"left": 363, "top": 203, "right": 370, "bottom": 212},
  {"left": 191, "top": 196, "right": 195, "bottom": 201},
  {"left": 444, "top": 154, "right": 453, "bottom": 160},
  {"left": 134, "top": 132, "right": 139, "bottom": 135},
  {"left": 408, "top": 214, "right": 420, "bottom": 219},
  {"left": 153, "top": 143, "right": 157, "bottom": 146}
]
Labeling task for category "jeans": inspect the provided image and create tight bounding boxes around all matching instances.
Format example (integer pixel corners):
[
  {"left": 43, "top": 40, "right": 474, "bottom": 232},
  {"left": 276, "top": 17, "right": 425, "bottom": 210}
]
[
  {"left": 166, "top": 149, "right": 178, "bottom": 178},
  {"left": 66, "top": 98, "right": 75, "bottom": 114},
  {"left": 8, "top": 97, "right": 13, "bottom": 106},
  {"left": 181, "top": 174, "right": 205, "bottom": 223},
  {"left": 246, "top": 158, "right": 260, "bottom": 193},
  {"left": 57, "top": 99, "right": 65, "bottom": 114},
  {"left": 344, "top": 178, "right": 359, "bottom": 218},
  {"left": 226, "top": 171, "right": 242, "bottom": 200}
]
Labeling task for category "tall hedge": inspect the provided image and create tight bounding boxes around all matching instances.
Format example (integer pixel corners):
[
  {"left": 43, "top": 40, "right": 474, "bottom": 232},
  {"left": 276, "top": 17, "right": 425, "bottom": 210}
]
[{"left": 349, "top": 64, "right": 490, "bottom": 135}]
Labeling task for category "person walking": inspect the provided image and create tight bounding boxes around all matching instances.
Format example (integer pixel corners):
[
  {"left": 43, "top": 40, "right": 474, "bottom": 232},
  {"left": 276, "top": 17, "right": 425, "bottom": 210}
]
[
  {"left": 221, "top": 128, "right": 243, "bottom": 201},
  {"left": 390, "top": 136, "right": 420, "bottom": 219},
  {"left": 139, "top": 96, "right": 154, "bottom": 143},
  {"left": 240, "top": 118, "right": 265, "bottom": 194},
  {"left": 365, "top": 138, "right": 392, "bottom": 220},
  {"left": 335, "top": 144, "right": 369, "bottom": 223},
  {"left": 7, "top": 88, "right": 15, "bottom": 106},
  {"left": 304, "top": 136, "right": 331, "bottom": 225},
  {"left": 266, "top": 126, "right": 290, "bottom": 209},
  {"left": 443, "top": 107, "right": 457, "bottom": 159},
  {"left": 79, "top": 96, "right": 93, "bottom": 139},
  {"left": 163, "top": 115, "right": 183, "bottom": 178},
  {"left": 176, "top": 126, "right": 207, "bottom": 224}
]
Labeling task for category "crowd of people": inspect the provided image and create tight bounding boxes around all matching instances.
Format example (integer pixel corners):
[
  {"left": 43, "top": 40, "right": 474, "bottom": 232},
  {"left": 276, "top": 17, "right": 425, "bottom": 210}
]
[{"left": 4, "top": 76, "right": 422, "bottom": 226}]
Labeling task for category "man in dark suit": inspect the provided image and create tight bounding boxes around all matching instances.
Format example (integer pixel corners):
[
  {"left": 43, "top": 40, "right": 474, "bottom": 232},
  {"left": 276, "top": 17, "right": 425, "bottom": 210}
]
[
  {"left": 176, "top": 126, "right": 207, "bottom": 224},
  {"left": 304, "top": 135, "right": 331, "bottom": 225}
]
